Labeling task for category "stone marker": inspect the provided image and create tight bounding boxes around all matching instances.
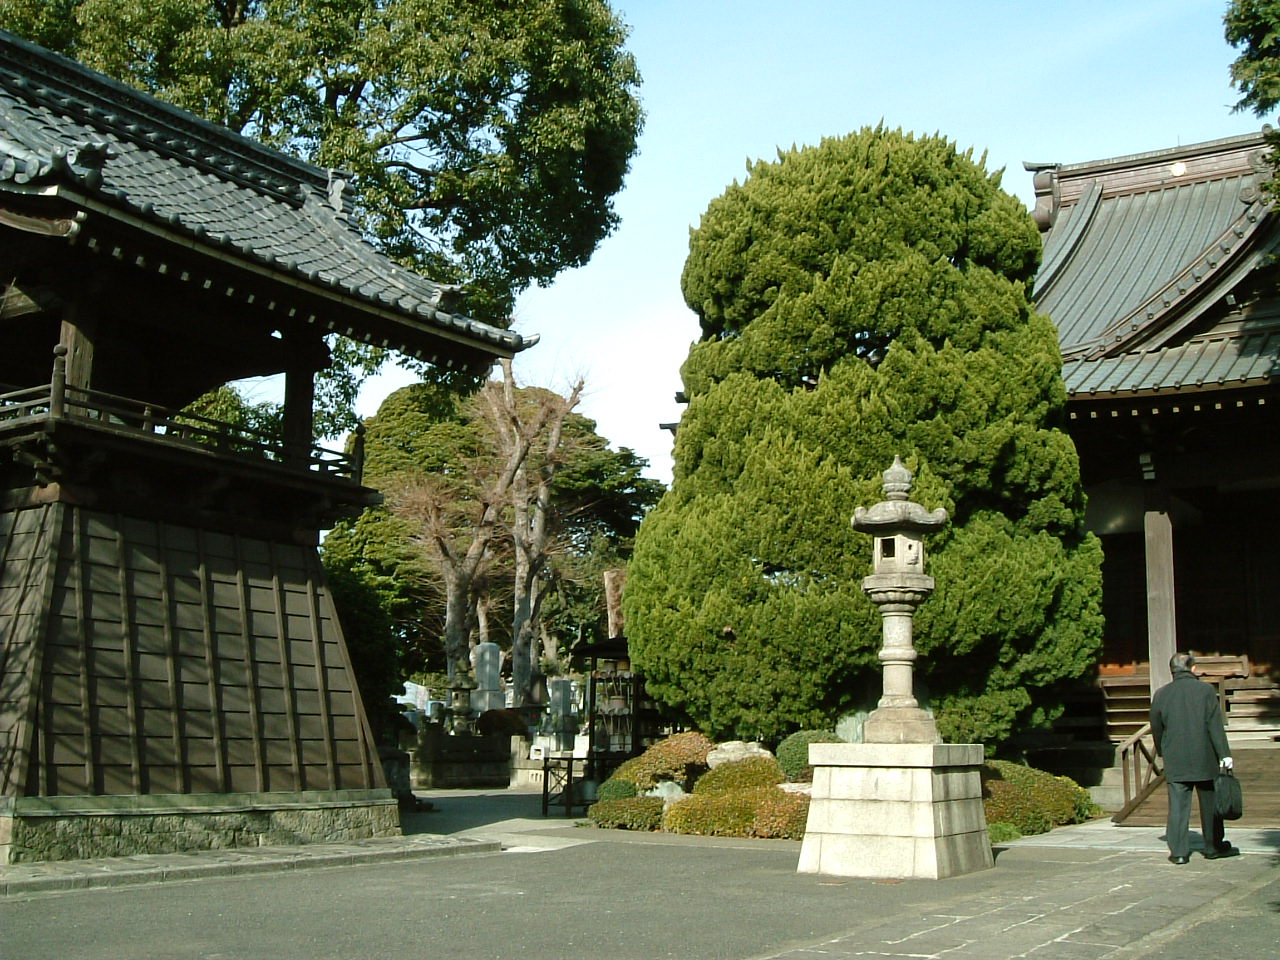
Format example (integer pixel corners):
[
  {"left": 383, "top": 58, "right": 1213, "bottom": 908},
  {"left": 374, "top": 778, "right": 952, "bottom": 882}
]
[
  {"left": 707, "top": 741, "right": 775, "bottom": 768},
  {"left": 797, "top": 457, "right": 993, "bottom": 880}
]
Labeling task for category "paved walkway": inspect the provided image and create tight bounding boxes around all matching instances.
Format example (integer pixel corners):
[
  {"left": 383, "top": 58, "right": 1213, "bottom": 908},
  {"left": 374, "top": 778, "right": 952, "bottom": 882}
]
[{"left": 3, "top": 788, "right": 1277, "bottom": 960}]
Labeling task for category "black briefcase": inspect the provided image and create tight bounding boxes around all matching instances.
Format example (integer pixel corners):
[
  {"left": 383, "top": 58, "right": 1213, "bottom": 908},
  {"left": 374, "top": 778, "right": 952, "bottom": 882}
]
[{"left": 1214, "top": 769, "right": 1243, "bottom": 820}]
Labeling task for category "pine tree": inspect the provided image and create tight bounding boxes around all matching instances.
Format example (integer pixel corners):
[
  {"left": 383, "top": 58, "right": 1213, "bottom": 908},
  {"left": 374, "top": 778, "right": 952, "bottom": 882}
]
[{"left": 625, "top": 127, "right": 1103, "bottom": 747}]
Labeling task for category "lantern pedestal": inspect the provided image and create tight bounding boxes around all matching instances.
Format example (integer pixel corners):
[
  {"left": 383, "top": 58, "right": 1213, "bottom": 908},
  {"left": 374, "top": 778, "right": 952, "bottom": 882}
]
[{"left": 797, "top": 742, "right": 993, "bottom": 879}]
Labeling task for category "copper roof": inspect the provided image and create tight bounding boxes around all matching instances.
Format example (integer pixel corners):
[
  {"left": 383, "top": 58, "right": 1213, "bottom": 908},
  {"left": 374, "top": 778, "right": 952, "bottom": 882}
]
[{"left": 1028, "top": 132, "right": 1279, "bottom": 400}]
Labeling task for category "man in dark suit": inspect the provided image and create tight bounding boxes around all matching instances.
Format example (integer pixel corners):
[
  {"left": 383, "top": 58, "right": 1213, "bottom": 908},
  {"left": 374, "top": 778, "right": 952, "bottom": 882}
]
[{"left": 1149, "top": 652, "right": 1235, "bottom": 864}]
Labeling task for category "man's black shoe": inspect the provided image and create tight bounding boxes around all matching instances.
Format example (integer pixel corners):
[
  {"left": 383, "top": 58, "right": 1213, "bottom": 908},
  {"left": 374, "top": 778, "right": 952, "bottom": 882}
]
[
  {"left": 1203, "top": 845, "right": 1239, "bottom": 859},
  {"left": 1168, "top": 855, "right": 1189, "bottom": 864}
]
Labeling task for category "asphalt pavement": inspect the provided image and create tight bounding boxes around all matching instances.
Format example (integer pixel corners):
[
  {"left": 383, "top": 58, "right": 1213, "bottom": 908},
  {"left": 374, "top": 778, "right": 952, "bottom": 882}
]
[{"left": 2, "top": 787, "right": 1277, "bottom": 960}]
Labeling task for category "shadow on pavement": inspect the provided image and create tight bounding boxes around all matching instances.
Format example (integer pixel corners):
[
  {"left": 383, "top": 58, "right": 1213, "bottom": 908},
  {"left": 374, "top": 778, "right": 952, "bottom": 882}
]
[{"left": 399, "top": 789, "right": 570, "bottom": 836}]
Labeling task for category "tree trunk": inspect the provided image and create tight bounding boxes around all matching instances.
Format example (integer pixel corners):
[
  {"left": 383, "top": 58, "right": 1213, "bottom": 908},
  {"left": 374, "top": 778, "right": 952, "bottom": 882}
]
[{"left": 443, "top": 570, "right": 473, "bottom": 683}]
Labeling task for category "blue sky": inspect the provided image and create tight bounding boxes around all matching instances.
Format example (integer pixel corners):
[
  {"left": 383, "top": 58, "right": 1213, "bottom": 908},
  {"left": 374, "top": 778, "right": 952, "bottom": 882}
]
[{"left": 358, "top": 0, "right": 1262, "bottom": 485}]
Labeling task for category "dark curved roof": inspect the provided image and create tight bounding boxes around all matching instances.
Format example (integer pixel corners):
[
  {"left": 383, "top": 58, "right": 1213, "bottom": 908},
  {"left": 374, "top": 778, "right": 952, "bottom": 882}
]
[
  {"left": 0, "top": 29, "right": 533, "bottom": 365},
  {"left": 1028, "top": 132, "right": 1279, "bottom": 399}
]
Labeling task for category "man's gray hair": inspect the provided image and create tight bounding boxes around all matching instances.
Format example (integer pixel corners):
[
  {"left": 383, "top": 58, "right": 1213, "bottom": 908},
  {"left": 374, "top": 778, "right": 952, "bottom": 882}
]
[{"left": 1170, "top": 652, "right": 1196, "bottom": 673}]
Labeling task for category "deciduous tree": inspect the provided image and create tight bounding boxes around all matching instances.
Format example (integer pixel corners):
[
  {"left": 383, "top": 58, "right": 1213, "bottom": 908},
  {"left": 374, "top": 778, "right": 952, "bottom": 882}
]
[{"left": 326, "top": 370, "right": 661, "bottom": 703}]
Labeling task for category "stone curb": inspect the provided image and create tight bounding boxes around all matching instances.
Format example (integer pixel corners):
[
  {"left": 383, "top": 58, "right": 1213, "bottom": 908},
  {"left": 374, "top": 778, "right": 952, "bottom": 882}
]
[{"left": 0, "top": 835, "right": 502, "bottom": 897}]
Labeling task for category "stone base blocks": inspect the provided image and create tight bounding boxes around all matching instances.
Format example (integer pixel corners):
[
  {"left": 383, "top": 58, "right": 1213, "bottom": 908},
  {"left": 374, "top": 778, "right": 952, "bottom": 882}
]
[
  {"left": 0, "top": 789, "right": 400, "bottom": 864},
  {"left": 797, "top": 742, "right": 993, "bottom": 880}
]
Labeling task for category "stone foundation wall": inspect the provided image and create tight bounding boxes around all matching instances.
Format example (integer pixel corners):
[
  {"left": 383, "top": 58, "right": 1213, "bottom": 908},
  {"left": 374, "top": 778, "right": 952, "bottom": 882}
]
[{"left": 0, "top": 790, "right": 400, "bottom": 864}]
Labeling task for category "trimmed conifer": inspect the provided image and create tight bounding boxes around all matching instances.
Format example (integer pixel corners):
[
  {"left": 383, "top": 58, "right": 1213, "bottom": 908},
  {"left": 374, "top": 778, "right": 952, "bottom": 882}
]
[{"left": 625, "top": 126, "right": 1103, "bottom": 747}]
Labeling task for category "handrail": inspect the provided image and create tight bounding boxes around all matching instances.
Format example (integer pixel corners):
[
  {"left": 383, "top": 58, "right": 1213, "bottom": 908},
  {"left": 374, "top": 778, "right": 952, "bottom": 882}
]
[
  {"left": 1, "top": 381, "right": 358, "bottom": 481},
  {"left": 1111, "top": 721, "right": 1164, "bottom": 824}
]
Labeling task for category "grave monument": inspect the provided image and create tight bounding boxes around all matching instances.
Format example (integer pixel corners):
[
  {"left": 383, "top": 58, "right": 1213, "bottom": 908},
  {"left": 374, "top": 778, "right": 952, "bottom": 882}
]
[{"left": 797, "top": 457, "right": 993, "bottom": 879}]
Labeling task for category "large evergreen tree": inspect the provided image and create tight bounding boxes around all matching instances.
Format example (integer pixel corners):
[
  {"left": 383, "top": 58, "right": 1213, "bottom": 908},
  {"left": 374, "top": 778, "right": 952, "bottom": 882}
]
[
  {"left": 3, "top": 0, "right": 643, "bottom": 428},
  {"left": 624, "top": 127, "right": 1103, "bottom": 748}
]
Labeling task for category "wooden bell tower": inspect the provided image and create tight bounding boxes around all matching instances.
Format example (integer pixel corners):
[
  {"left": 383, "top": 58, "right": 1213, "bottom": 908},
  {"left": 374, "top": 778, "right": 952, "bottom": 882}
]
[{"left": 0, "top": 31, "right": 531, "bottom": 862}]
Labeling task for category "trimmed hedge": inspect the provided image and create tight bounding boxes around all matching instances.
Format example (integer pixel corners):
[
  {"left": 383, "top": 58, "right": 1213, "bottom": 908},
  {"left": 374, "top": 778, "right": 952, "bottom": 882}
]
[
  {"left": 595, "top": 778, "right": 638, "bottom": 802},
  {"left": 587, "top": 796, "right": 664, "bottom": 831},
  {"left": 693, "top": 756, "right": 784, "bottom": 795},
  {"left": 663, "top": 786, "right": 809, "bottom": 840},
  {"left": 609, "top": 732, "right": 715, "bottom": 790},
  {"left": 980, "top": 760, "right": 1098, "bottom": 836},
  {"left": 776, "top": 730, "right": 843, "bottom": 782}
]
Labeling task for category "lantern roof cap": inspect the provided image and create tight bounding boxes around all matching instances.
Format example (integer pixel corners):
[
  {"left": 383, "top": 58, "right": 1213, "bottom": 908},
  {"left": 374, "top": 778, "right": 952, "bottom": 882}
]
[{"left": 852, "top": 457, "right": 948, "bottom": 533}]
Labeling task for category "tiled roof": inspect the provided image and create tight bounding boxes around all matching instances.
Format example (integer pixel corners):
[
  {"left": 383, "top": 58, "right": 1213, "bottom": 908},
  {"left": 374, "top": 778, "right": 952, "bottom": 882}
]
[
  {"left": 0, "top": 29, "right": 530, "bottom": 364},
  {"left": 1062, "top": 322, "right": 1278, "bottom": 397},
  {"left": 1029, "top": 132, "right": 1280, "bottom": 399}
]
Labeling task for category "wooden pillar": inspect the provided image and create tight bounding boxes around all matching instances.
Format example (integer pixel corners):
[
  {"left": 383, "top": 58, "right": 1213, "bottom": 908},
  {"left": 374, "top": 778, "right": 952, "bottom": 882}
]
[
  {"left": 1144, "top": 505, "right": 1176, "bottom": 693},
  {"left": 58, "top": 294, "right": 98, "bottom": 391},
  {"left": 282, "top": 362, "right": 315, "bottom": 460},
  {"left": 282, "top": 334, "right": 326, "bottom": 462}
]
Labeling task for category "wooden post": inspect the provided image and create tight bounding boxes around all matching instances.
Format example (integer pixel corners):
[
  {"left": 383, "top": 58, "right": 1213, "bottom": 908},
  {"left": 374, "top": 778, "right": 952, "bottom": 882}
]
[
  {"left": 50, "top": 344, "right": 67, "bottom": 418},
  {"left": 351, "top": 423, "right": 366, "bottom": 484},
  {"left": 282, "top": 334, "right": 324, "bottom": 464},
  {"left": 58, "top": 288, "right": 99, "bottom": 392},
  {"left": 1144, "top": 505, "right": 1177, "bottom": 693}
]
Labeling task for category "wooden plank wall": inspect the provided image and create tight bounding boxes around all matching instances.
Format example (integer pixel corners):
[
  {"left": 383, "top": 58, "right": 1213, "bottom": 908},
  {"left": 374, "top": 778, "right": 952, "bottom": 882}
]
[
  {"left": 0, "top": 504, "right": 56, "bottom": 797},
  {"left": 2, "top": 503, "right": 382, "bottom": 798}
]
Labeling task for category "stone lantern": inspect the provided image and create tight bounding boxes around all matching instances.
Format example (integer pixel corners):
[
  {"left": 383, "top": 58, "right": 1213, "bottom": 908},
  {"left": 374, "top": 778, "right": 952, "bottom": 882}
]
[
  {"left": 851, "top": 456, "right": 947, "bottom": 744},
  {"left": 797, "top": 456, "right": 992, "bottom": 880}
]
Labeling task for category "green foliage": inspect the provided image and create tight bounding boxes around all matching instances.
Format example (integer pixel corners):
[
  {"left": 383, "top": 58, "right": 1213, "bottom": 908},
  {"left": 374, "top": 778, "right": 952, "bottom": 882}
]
[
  {"left": 586, "top": 796, "right": 663, "bottom": 831},
  {"left": 748, "top": 787, "right": 810, "bottom": 840},
  {"left": 5, "top": 0, "right": 642, "bottom": 322},
  {"left": 625, "top": 126, "right": 1104, "bottom": 748},
  {"left": 692, "top": 756, "right": 784, "bottom": 795},
  {"left": 5, "top": 0, "right": 643, "bottom": 429},
  {"left": 1225, "top": 1, "right": 1280, "bottom": 198},
  {"left": 662, "top": 792, "right": 755, "bottom": 837},
  {"left": 608, "top": 732, "right": 715, "bottom": 790},
  {"left": 325, "top": 563, "right": 402, "bottom": 744},
  {"left": 982, "top": 780, "right": 1051, "bottom": 836},
  {"left": 1226, "top": 1, "right": 1280, "bottom": 115},
  {"left": 594, "top": 777, "right": 638, "bottom": 802},
  {"left": 776, "top": 730, "right": 842, "bottom": 782},
  {"left": 328, "top": 379, "right": 661, "bottom": 679},
  {"left": 986, "top": 821, "right": 1023, "bottom": 844},
  {"left": 662, "top": 786, "right": 808, "bottom": 840},
  {"left": 980, "top": 761, "right": 1097, "bottom": 836}
]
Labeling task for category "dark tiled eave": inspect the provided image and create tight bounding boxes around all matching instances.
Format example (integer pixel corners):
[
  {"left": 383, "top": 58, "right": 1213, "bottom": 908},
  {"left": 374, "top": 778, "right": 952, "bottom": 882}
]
[{"left": 0, "top": 29, "right": 531, "bottom": 361}]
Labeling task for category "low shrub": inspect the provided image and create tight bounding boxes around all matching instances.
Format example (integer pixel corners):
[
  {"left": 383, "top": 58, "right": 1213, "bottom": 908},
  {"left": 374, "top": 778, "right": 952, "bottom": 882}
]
[
  {"left": 776, "top": 730, "right": 842, "bottom": 782},
  {"left": 986, "top": 821, "right": 1023, "bottom": 844},
  {"left": 663, "top": 786, "right": 809, "bottom": 840},
  {"left": 982, "top": 760, "right": 1099, "bottom": 830},
  {"left": 693, "top": 756, "right": 784, "bottom": 795},
  {"left": 663, "top": 792, "right": 756, "bottom": 837},
  {"left": 748, "top": 787, "right": 810, "bottom": 839},
  {"left": 983, "top": 779, "right": 1052, "bottom": 835},
  {"left": 595, "top": 778, "right": 638, "bottom": 802},
  {"left": 609, "top": 732, "right": 715, "bottom": 790},
  {"left": 587, "top": 796, "right": 663, "bottom": 831}
]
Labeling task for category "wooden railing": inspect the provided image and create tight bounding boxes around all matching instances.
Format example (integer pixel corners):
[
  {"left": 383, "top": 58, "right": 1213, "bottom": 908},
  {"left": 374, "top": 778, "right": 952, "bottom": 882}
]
[
  {"left": 0, "top": 376, "right": 362, "bottom": 483},
  {"left": 1111, "top": 721, "right": 1164, "bottom": 824}
]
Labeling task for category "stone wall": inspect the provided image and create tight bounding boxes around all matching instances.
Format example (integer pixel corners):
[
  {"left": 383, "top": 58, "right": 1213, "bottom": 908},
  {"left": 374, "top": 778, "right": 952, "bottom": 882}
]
[
  {"left": 0, "top": 790, "right": 400, "bottom": 864},
  {"left": 410, "top": 728, "right": 511, "bottom": 789}
]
